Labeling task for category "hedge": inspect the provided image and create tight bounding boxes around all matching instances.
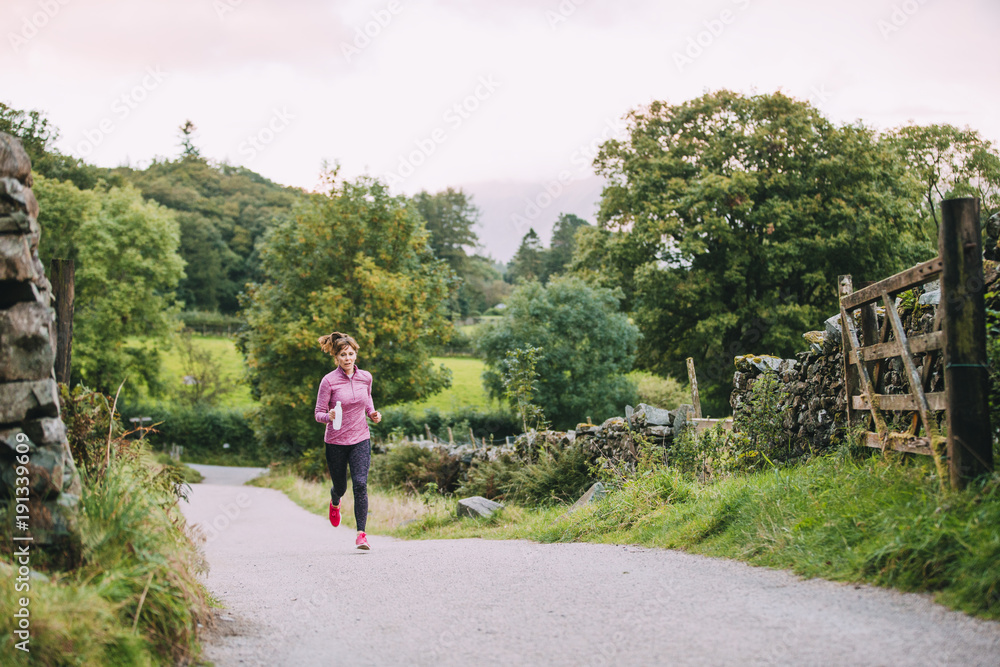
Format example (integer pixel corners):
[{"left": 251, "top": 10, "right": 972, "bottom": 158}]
[{"left": 122, "top": 403, "right": 260, "bottom": 463}]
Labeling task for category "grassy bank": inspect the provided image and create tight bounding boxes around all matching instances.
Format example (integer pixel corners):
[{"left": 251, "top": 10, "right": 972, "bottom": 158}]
[
  {"left": 248, "top": 467, "right": 444, "bottom": 534},
  {"left": 0, "top": 451, "right": 210, "bottom": 665},
  {"left": 259, "top": 450, "right": 1000, "bottom": 620}
]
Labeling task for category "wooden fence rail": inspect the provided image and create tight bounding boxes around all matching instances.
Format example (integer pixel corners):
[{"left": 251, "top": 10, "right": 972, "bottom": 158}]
[{"left": 838, "top": 197, "right": 992, "bottom": 488}]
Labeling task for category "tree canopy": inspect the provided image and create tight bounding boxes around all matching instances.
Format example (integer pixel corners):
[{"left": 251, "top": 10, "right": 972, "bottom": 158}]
[
  {"left": 507, "top": 228, "right": 545, "bottom": 283},
  {"left": 583, "top": 90, "right": 930, "bottom": 410},
  {"left": 507, "top": 214, "right": 591, "bottom": 285},
  {"left": 34, "top": 176, "right": 185, "bottom": 394},
  {"left": 112, "top": 156, "right": 300, "bottom": 313},
  {"left": 238, "top": 174, "right": 454, "bottom": 457},
  {"left": 478, "top": 276, "right": 640, "bottom": 429}
]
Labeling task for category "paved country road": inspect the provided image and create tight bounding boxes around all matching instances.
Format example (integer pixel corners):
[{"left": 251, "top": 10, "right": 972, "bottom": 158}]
[{"left": 182, "top": 466, "right": 1000, "bottom": 666}]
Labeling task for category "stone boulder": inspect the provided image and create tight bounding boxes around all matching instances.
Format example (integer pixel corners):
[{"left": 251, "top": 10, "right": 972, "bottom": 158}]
[
  {"left": 634, "top": 403, "right": 672, "bottom": 427},
  {"left": 565, "top": 482, "right": 607, "bottom": 515},
  {"left": 457, "top": 496, "right": 504, "bottom": 519}
]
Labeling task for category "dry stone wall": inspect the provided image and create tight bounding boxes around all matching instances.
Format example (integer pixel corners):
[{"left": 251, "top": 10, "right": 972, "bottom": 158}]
[
  {"left": 0, "top": 132, "right": 81, "bottom": 560},
  {"left": 730, "top": 280, "right": 951, "bottom": 457}
]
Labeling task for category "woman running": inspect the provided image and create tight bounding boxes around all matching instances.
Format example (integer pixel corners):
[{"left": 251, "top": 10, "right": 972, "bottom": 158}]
[{"left": 314, "top": 331, "right": 381, "bottom": 550}]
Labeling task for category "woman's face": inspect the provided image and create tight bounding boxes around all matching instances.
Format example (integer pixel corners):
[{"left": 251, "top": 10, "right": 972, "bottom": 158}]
[{"left": 336, "top": 346, "right": 357, "bottom": 374}]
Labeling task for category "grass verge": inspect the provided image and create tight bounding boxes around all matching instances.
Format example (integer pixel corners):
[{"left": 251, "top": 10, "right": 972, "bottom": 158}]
[
  {"left": 257, "top": 450, "right": 1000, "bottom": 620},
  {"left": 0, "top": 450, "right": 210, "bottom": 665},
  {"left": 248, "top": 466, "right": 438, "bottom": 533}
]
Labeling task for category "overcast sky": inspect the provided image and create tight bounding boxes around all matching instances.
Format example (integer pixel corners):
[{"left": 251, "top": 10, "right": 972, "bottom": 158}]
[{"left": 4, "top": 0, "right": 999, "bottom": 259}]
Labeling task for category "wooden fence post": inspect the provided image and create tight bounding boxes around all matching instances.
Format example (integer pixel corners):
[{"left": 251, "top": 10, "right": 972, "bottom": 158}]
[
  {"left": 859, "top": 281, "right": 879, "bottom": 383},
  {"left": 686, "top": 357, "right": 702, "bottom": 418},
  {"left": 839, "top": 275, "right": 859, "bottom": 432},
  {"left": 940, "top": 197, "right": 993, "bottom": 487},
  {"left": 50, "top": 259, "right": 74, "bottom": 385}
]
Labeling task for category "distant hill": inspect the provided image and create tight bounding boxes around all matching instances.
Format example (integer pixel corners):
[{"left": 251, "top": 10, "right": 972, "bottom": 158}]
[{"left": 112, "top": 158, "right": 303, "bottom": 313}]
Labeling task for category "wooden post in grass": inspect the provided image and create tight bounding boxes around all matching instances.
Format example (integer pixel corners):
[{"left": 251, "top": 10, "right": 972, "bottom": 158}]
[
  {"left": 447, "top": 426, "right": 454, "bottom": 446},
  {"left": 51, "top": 259, "right": 75, "bottom": 384},
  {"left": 940, "top": 197, "right": 993, "bottom": 487},
  {"left": 686, "top": 357, "right": 702, "bottom": 418}
]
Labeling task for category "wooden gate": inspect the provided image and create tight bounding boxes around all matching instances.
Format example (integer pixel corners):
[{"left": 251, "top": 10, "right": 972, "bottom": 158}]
[{"left": 838, "top": 198, "right": 992, "bottom": 488}]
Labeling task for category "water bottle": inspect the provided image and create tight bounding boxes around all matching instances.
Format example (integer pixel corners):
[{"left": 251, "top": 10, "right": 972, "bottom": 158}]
[{"left": 332, "top": 401, "right": 343, "bottom": 430}]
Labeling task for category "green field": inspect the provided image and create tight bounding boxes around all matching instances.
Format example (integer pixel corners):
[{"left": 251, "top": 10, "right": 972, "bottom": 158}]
[
  {"left": 153, "top": 337, "right": 489, "bottom": 412},
  {"left": 157, "top": 335, "right": 254, "bottom": 408},
  {"left": 398, "top": 356, "right": 495, "bottom": 413}
]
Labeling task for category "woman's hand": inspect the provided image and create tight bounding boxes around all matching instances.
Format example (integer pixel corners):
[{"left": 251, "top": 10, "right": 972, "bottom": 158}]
[{"left": 370, "top": 411, "right": 382, "bottom": 424}]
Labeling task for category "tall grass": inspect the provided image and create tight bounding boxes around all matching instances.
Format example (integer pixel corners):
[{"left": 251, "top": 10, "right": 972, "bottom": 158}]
[
  {"left": 0, "top": 452, "right": 210, "bottom": 665},
  {"left": 0, "top": 385, "right": 210, "bottom": 666},
  {"left": 249, "top": 466, "right": 437, "bottom": 533}
]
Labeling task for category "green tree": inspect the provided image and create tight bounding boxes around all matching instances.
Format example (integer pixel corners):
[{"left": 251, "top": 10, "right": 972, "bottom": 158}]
[
  {"left": 178, "top": 120, "right": 201, "bottom": 159},
  {"left": 238, "top": 174, "right": 454, "bottom": 457},
  {"left": 507, "top": 228, "right": 546, "bottom": 283},
  {"left": 478, "top": 276, "right": 640, "bottom": 429},
  {"left": 412, "top": 187, "right": 479, "bottom": 273},
  {"left": 114, "top": 156, "right": 300, "bottom": 313},
  {"left": 501, "top": 346, "right": 548, "bottom": 433},
  {"left": 0, "top": 101, "right": 101, "bottom": 189},
  {"left": 545, "top": 213, "right": 590, "bottom": 279},
  {"left": 588, "top": 90, "right": 929, "bottom": 411},
  {"left": 455, "top": 254, "right": 511, "bottom": 316},
  {"left": 886, "top": 124, "right": 1000, "bottom": 240},
  {"left": 34, "top": 177, "right": 185, "bottom": 394}
]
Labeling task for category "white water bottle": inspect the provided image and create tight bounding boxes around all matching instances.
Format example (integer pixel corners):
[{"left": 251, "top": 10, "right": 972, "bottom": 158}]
[{"left": 332, "top": 401, "right": 343, "bottom": 430}]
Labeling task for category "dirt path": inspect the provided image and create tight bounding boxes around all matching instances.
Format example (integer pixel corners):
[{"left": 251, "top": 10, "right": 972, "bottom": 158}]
[{"left": 181, "top": 467, "right": 1000, "bottom": 666}]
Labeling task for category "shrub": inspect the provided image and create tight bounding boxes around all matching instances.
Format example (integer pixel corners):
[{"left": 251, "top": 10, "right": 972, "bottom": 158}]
[
  {"left": 628, "top": 371, "right": 691, "bottom": 409},
  {"left": 459, "top": 443, "right": 593, "bottom": 506},
  {"left": 296, "top": 446, "right": 329, "bottom": 483},
  {"left": 178, "top": 310, "right": 244, "bottom": 335},
  {"left": 121, "top": 403, "right": 260, "bottom": 464},
  {"left": 370, "top": 406, "right": 520, "bottom": 443},
  {"left": 371, "top": 444, "right": 463, "bottom": 494},
  {"left": 1, "top": 386, "right": 210, "bottom": 666},
  {"left": 669, "top": 372, "right": 790, "bottom": 479}
]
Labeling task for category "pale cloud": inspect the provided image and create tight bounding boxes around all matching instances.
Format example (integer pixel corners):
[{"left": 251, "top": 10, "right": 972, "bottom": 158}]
[{"left": 1, "top": 0, "right": 997, "bottom": 232}]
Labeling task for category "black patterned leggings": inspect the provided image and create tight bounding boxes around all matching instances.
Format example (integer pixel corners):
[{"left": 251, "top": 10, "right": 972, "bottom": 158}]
[{"left": 325, "top": 439, "right": 371, "bottom": 532}]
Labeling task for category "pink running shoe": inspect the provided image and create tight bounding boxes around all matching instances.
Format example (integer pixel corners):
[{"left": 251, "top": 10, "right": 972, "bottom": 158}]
[
  {"left": 329, "top": 502, "right": 341, "bottom": 528},
  {"left": 355, "top": 532, "right": 370, "bottom": 550}
]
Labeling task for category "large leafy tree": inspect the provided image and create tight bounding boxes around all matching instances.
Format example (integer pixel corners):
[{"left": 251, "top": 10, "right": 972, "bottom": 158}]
[
  {"left": 34, "top": 176, "right": 185, "bottom": 394},
  {"left": 412, "top": 187, "right": 479, "bottom": 273},
  {"left": 239, "top": 174, "right": 454, "bottom": 457},
  {"left": 886, "top": 124, "right": 1000, "bottom": 241},
  {"left": 411, "top": 187, "right": 508, "bottom": 317},
  {"left": 478, "top": 276, "right": 640, "bottom": 430},
  {"left": 586, "top": 90, "right": 929, "bottom": 411}
]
